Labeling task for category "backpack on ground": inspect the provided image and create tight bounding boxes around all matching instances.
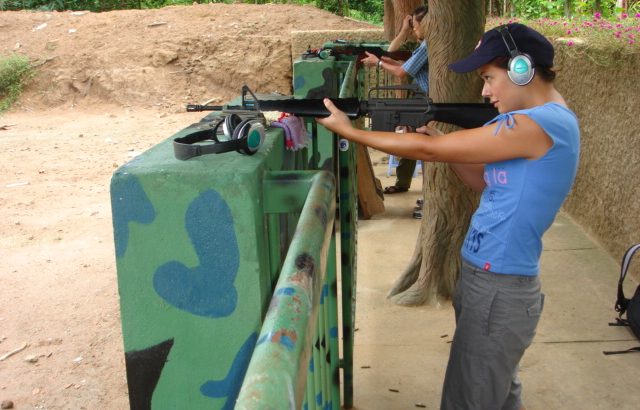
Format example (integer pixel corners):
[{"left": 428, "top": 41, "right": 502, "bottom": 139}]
[{"left": 604, "top": 243, "right": 640, "bottom": 355}]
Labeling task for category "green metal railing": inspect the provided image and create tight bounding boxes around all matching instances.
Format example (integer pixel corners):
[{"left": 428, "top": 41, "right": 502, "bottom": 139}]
[
  {"left": 236, "top": 170, "right": 336, "bottom": 408},
  {"left": 336, "top": 59, "right": 359, "bottom": 409},
  {"left": 236, "top": 49, "right": 381, "bottom": 409}
]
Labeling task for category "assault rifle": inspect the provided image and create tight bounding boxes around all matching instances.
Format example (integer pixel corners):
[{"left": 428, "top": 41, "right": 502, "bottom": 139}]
[
  {"left": 302, "top": 39, "right": 412, "bottom": 62},
  {"left": 187, "top": 85, "right": 499, "bottom": 131}
]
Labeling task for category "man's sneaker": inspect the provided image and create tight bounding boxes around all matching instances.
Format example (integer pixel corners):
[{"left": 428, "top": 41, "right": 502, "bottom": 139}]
[{"left": 412, "top": 210, "right": 423, "bottom": 219}]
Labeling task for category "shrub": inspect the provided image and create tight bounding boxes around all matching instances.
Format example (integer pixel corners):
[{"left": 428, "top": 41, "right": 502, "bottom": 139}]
[{"left": 0, "top": 54, "right": 34, "bottom": 114}]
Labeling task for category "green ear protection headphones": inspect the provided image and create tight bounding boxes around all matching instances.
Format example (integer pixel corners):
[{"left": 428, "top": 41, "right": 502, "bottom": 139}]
[{"left": 497, "top": 25, "right": 535, "bottom": 86}]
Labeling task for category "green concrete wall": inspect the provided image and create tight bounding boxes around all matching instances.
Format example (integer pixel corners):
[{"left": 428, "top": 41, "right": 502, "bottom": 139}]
[
  {"left": 110, "top": 57, "right": 356, "bottom": 408},
  {"left": 110, "top": 43, "right": 368, "bottom": 408},
  {"left": 111, "top": 122, "right": 290, "bottom": 409}
]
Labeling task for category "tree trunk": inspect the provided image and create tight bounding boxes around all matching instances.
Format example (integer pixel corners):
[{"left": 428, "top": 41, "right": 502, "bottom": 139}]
[
  {"left": 388, "top": 0, "right": 486, "bottom": 306},
  {"left": 565, "top": 0, "right": 573, "bottom": 18}
]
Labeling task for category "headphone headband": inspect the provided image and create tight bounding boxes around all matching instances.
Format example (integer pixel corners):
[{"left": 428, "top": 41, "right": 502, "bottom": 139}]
[
  {"left": 173, "top": 129, "right": 244, "bottom": 160},
  {"left": 496, "top": 25, "right": 520, "bottom": 59}
]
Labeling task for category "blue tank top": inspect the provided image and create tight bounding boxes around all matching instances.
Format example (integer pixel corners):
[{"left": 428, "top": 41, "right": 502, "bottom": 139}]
[{"left": 461, "top": 103, "right": 580, "bottom": 275}]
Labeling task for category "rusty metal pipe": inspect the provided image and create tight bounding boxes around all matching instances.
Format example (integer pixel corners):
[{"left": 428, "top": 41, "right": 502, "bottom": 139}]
[{"left": 236, "top": 170, "right": 336, "bottom": 409}]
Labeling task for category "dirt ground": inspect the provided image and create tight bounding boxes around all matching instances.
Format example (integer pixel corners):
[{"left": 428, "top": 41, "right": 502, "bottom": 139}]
[{"left": 0, "top": 5, "right": 375, "bottom": 409}]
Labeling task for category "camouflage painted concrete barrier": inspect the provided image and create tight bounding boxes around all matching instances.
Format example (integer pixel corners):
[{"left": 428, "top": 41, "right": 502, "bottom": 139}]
[
  {"left": 110, "top": 109, "right": 350, "bottom": 409},
  {"left": 111, "top": 122, "right": 289, "bottom": 409},
  {"left": 110, "top": 40, "right": 374, "bottom": 408}
]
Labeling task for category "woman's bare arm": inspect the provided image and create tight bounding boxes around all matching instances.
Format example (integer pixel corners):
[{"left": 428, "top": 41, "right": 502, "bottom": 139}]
[{"left": 316, "top": 99, "right": 553, "bottom": 165}]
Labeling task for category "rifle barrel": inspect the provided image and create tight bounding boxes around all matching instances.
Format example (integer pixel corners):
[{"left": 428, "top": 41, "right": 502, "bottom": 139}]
[
  {"left": 256, "top": 98, "right": 363, "bottom": 119},
  {"left": 186, "top": 104, "right": 224, "bottom": 112}
]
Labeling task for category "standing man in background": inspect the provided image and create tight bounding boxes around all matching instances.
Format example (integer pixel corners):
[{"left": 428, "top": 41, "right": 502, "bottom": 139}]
[{"left": 362, "top": 5, "right": 428, "bottom": 206}]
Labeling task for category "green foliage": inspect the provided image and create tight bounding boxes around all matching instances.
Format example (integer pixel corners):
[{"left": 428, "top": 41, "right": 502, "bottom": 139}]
[
  {"left": 0, "top": 0, "right": 384, "bottom": 18},
  {"left": 0, "top": 54, "right": 34, "bottom": 115},
  {"left": 514, "top": 0, "right": 563, "bottom": 18},
  {"left": 0, "top": 0, "right": 141, "bottom": 11},
  {"left": 348, "top": 0, "right": 383, "bottom": 24},
  {"left": 496, "top": 0, "right": 640, "bottom": 19}
]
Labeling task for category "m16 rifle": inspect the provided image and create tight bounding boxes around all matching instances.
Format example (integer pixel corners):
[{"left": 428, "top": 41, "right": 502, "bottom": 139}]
[
  {"left": 187, "top": 85, "right": 499, "bottom": 131},
  {"left": 302, "top": 39, "right": 412, "bottom": 62}
]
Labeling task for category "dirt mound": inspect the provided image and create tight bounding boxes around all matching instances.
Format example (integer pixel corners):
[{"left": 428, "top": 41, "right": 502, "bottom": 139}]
[{"left": 0, "top": 4, "right": 375, "bottom": 111}]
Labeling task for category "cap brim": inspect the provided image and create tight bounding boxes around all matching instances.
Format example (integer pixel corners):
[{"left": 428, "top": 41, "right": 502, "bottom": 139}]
[{"left": 448, "top": 52, "right": 497, "bottom": 73}]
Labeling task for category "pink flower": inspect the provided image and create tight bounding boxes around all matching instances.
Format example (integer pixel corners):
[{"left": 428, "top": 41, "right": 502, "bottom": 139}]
[
  {"left": 594, "top": 12, "right": 602, "bottom": 20},
  {"left": 621, "top": 13, "right": 628, "bottom": 19},
  {"left": 635, "top": 13, "right": 640, "bottom": 18},
  {"left": 615, "top": 31, "right": 622, "bottom": 38},
  {"left": 567, "top": 41, "right": 574, "bottom": 46},
  {"left": 567, "top": 29, "right": 572, "bottom": 34},
  {"left": 629, "top": 39, "right": 636, "bottom": 45}
]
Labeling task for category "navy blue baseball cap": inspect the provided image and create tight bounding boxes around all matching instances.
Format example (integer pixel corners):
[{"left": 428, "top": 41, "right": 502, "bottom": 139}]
[{"left": 448, "top": 23, "right": 554, "bottom": 73}]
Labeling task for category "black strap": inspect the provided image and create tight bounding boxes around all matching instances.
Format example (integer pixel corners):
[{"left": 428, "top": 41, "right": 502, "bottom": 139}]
[
  {"left": 615, "top": 243, "right": 640, "bottom": 315},
  {"left": 173, "top": 126, "right": 244, "bottom": 160},
  {"left": 609, "top": 317, "right": 630, "bottom": 327},
  {"left": 603, "top": 346, "right": 640, "bottom": 355},
  {"left": 496, "top": 24, "right": 521, "bottom": 59}
]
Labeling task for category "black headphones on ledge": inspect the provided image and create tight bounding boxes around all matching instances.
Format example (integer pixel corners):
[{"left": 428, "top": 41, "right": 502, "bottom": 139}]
[{"left": 173, "top": 113, "right": 266, "bottom": 160}]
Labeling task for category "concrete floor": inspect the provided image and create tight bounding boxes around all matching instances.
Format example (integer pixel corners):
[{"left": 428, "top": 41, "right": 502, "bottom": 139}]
[{"left": 349, "top": 152, "right": 640, "bottom": 410}]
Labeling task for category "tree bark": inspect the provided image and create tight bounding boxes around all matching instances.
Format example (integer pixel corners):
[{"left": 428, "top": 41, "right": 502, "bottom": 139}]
[
  {"left": 388, "top": 0, "right": 486, "bottom": 306},
  {"left": 565, "top": 0, "right": 573, "bottom": 18}
]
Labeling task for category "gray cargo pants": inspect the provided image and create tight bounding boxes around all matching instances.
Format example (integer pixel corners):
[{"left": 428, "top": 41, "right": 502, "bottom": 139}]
[{"left": 441, "top": 260, "right": 544, "bottom": 410}]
